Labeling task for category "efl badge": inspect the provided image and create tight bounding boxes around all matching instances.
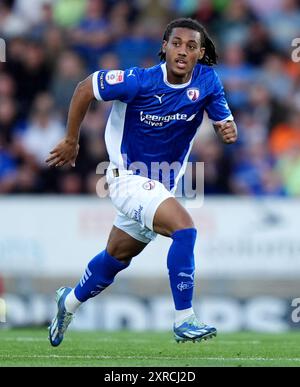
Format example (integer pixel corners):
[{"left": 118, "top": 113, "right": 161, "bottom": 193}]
[
  {"left": 105, "top": 70, "right": 124, "bottom": 85},
  {"left": 143, "top": 180, "right": 155, "bottom": 190},
  {"left": 186, "top": 88, "right": 200, "bottom": 102}
]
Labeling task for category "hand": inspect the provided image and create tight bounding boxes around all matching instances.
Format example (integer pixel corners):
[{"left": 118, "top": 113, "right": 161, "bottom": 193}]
[
  {"left": 46, "top": 137, "right": 79, "bottom": 168},
  {"left": 214, "top": 121, "right": 238, "bottom": 144}
]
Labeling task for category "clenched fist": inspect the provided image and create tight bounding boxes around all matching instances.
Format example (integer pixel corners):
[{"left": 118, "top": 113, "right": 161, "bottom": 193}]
[{"left": 213, "top": 120, "right": 238, "bottom": 144}]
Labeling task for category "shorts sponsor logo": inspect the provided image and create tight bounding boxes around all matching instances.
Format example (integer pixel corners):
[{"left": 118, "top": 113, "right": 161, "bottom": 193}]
[
  {"left": 100, "top": 72, "right": 105, "bottom": 89},
  {"left": 105, "top": 70, "right": 124, "bottom": 85},
  {"left": 143, "top": 180, "right": 155, "bottom": 190},
  {"left": 133, "top": 205, "right": 143, "bottom": 223},
  {"left": 186, "top": 88, "right": 200, "bottom": 102}
]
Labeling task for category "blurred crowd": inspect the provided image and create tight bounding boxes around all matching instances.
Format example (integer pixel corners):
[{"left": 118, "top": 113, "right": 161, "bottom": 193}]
[{"left": 0, "top": 0, "right": 299, "bottom": 196}]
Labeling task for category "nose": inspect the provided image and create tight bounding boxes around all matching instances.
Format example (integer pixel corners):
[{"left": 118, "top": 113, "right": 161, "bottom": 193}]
[{"left": 178, "top": 45, "right": 188, "bottom": 57}]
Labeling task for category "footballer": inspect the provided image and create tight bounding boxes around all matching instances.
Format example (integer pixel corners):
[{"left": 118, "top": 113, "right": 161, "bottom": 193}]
[{"left": 46, "top": 18, "right": 237, "bottom": 346}]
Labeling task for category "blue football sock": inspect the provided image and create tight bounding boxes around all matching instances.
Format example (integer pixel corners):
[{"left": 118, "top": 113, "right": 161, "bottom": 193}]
[
  {"left": 167, "top": 228, "right": 197, "bottom": 310},
  {"left": 74, "top": 249, "right": 129, "bottom": 302}
]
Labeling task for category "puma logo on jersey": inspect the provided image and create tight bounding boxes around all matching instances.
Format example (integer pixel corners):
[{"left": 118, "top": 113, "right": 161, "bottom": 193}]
[
  {"left": 154, "top": 94, "right": 165, "bottom": 104},
  {"left": 127, "top": 69, "right": 135, "bottom": 77}
]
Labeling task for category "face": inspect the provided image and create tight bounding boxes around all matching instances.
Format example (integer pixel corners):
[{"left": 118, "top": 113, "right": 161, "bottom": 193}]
[{"left": 162, "top": 27, "right": 205, "bottom": 83}]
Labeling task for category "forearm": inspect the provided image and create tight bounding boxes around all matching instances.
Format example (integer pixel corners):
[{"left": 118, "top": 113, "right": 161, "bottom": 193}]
[{"left": 65, "top": 75, "right": 95, "bottom": 144}]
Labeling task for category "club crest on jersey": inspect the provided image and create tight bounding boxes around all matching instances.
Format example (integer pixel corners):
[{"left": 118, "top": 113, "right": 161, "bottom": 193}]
[
  {"left": 143, "top": 180, "right": 155, "bottom": 190},
  {"left": 186, "top": 88, "right": 200, "bottom": 102},
  {"left": 105, "top": 70, "right": 124, "bottom": 85}
]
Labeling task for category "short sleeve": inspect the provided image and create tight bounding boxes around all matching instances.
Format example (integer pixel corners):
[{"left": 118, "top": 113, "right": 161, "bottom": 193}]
[
  {"left": 205, "top": 70, "right": 233, "bottom": 122},
  {"left": 92, "top": 67, "right": 140, "bottom": 103}
]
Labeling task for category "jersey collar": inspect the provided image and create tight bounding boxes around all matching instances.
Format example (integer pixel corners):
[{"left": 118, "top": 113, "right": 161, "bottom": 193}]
[{"left": 161, "top": 62, "right": 193, "bottom": 89}]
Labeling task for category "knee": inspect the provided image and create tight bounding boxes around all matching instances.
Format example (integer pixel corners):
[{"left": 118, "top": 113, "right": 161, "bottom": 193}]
[
  {"left": 106, "top": 245, "right": 133, "bottom": 264},
  {"left": 173, "top": 218, "right": 195, "bottom": 232},
  {"left": 169, "top": 217, "right": 195, "bottom": 237}
]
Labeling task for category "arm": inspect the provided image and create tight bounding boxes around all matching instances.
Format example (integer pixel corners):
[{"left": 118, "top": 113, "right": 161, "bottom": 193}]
[
  {"left": 46, "top": 67, "right": 140, "bottom": 167},
  {"left": 205, "top": 70, "right": 237, "bottom": 144},
  {"left": 46, "top": 75, "right": 94, "bottom": 167},
  {"left": 213, "top": 120, "right": 238, "bottom": 144}
]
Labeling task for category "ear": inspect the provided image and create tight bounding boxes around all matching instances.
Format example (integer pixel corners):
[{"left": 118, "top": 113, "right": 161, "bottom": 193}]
[
  {"left": 199, "top": 47, "right": 205, "bottom": 60},
  {"left": 162, "top": 40, "right": 167, "bottom": 53}
]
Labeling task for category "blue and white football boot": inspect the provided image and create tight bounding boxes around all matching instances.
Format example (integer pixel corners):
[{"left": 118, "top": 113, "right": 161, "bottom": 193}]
[
  {"left": 48, "top": 287, "right": 73, "bottom": 347},
  {"left": 174, "top": 314, "right": 217, "bottom": 343}
]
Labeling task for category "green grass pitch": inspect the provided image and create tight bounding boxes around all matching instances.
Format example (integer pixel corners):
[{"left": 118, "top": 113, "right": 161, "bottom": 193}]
[{"left": 0, "top": 329, "right": 300, "bottom": 367}]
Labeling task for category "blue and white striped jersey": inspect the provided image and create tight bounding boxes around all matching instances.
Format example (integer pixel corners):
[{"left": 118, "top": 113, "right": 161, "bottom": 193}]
[{"left": 92, "top": 62, "right": 233, "bottom": 191}]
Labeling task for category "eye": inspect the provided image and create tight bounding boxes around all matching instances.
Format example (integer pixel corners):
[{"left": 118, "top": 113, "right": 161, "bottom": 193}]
[
  {"left": 189, "top": 45, "right": 196, "bottom": 50},
  {"left": 172, "top": 42, "right": 180, "bottom": 47}
]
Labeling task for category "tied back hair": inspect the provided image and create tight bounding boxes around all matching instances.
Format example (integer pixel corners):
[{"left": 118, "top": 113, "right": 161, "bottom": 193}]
[{"left": 159, "top": 18, "right": 218, "bottom": 66}]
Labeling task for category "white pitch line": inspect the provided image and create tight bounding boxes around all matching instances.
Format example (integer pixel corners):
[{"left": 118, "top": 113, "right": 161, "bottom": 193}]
[
  {"left": 1, "top": 354, "right": 300, "bottom": 362},
  {"left": 213, "top": 340, "right": 261, "bottom": 345},
  {"left": 1, "top": 337, "right": 47, "bottom": 342}
]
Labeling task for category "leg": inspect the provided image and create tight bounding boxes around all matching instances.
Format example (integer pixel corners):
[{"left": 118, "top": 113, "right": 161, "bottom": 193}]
[
  {"left": 72, "top": 225, "right": 147, "bottom": 303},
  {"left": 106, "top": 226, "right": 148, "bottom": 264},
  {"left": 49, "top": 225, "right": 147, "bottom": 347},
  {"left": 153, "top": 197, "right": 196, "bottom": 313},
  {"left": 153, "top": 197, "right": 195, "bottom": 236},
  {"left": 153, "top": 197, "right": 217, "bottom": 342}
]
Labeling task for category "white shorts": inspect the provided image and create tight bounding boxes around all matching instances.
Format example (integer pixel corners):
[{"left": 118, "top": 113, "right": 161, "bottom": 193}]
[{"left": 107, "top": 169, "right": 173, "bottom": 243}]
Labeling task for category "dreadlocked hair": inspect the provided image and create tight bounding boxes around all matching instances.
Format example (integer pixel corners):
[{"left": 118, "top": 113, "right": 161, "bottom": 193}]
[{"left": 159, "top": 18, "right": 218, "bottom": 66}]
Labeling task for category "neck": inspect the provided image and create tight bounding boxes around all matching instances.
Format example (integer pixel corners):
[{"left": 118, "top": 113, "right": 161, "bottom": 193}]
[{"left": 166, "top": 64, "right": 192, "bottom": 85}]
